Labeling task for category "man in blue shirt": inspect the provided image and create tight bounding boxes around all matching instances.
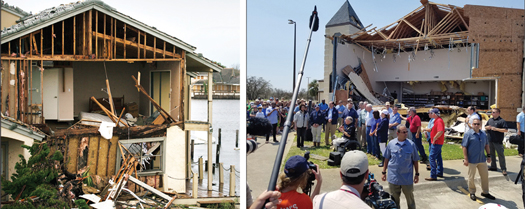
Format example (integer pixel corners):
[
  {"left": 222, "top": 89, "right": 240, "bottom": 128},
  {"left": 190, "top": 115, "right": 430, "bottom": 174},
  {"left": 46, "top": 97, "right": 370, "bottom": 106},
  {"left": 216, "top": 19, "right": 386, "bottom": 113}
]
[
  {"left": 265, "top": 102, "right": 279, "bottom": 143},
  {"left": 325, "top": 101, "right": 339, "bottom": 146},
  {"left": 422, "top": 109, "right": 435, "bottom": 171},
  {"left": 310, "top": 105, "right": 325, "bottom": 147},
  {"left": 517, "top": 105, "right": 525, "bottom": 156},
  {"left": 388, "top": 106, "right": 402, "bottom": 141},
  {"left": 381, "top": 126, "right": 419, "bottom": 209},
  {"left": 462, "top": 118, "right": 495, "bottom": 201},
  {"left": 342, "top": 102, "right": 358, "bottom": 124},
  {"left": 319, "top": 99, "right": 328, "bottom": 112}
]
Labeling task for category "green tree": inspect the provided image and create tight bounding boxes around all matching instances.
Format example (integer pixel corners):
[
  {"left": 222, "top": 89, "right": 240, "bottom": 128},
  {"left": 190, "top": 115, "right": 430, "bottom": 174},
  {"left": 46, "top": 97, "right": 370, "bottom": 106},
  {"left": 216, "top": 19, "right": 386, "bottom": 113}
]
[{"left": 308, "top": 80, "right": 319, "bottom": 99}]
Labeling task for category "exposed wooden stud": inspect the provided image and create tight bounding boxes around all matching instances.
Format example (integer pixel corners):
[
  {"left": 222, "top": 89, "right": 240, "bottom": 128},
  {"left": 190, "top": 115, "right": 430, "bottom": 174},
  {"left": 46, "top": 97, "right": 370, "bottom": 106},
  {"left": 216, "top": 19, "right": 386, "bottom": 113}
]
[
  {"left": 29, "top": 34, "right": 32, "bottom": 57},
  {"left": 137, "top": 31, "right": 140, "bottom": 59},
  {"left": 83, "top": 12, "right": 86, "bottom": 56},
  {"left": 52, "top": 24, "right": 54, "bottom": 56},
  {"left": 74, "top": 16, "right": 76, "bottom": 55},
  {"left": 173, "top": 44, "right": 175, "bottom": 58},
  {"left": 40, "top": 29, "right": 43, "bottom": 58},
  {"left": 88, "top": 10, "right": 92, "bottom": 56},
  {"left": 62, "top": 21, "right": 64, "bottom": 55},
  {"left": 19, "top": 36, "right": 21, "bottom": 55},
  {"left": 30, "top": 60, "right": 32, "bottom": 124},
  {"left": 40, "top": 60, "right": 44, "bottom": 123},
  {"left": 110, "top": 16, "right": 113, "bottom": 59},
  {"left": 428, "top": 11, "right": 453, "bottom": 35},
  {"left": 96, "top": 11, "right": 98, "bottom": 59},
  {"left": 8, "top": 41, "right": 11, "bottom": 55},
  {"left": 124, "top": 23, "right": 126, "bottom": 59},
  {"left": 143, "top": 33, "right": 146, "bottom": 58},
  {"left": 373, "top": 29, "right": 388, "bottom": 40},
  {"left": 104, "top": 14, "right": 106, "bottom": 59},
  {"left": 153, "top": 37, "right": 156, "bottom": 59},
  {"left": 114, "top": 19, "right": 116, "bottom": 59},
  {"left": 91, "top": 32, "right": 181, "bottom": 58},
  {"left": 163, "top": 41, "right": 166, "bottom": 58}
]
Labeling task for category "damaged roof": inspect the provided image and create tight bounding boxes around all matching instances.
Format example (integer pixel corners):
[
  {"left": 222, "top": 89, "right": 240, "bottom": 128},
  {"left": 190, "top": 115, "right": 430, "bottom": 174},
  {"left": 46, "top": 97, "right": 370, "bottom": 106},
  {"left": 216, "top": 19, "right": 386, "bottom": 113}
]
[
  {"left": 1, "top": 114, "right": 46, "bottom": 140},
  {"left": 1, "top": 0, "right": 196, "bottom": 51},
  {"left": 326, "top": 0, "right": 363, "bottom": 29}
]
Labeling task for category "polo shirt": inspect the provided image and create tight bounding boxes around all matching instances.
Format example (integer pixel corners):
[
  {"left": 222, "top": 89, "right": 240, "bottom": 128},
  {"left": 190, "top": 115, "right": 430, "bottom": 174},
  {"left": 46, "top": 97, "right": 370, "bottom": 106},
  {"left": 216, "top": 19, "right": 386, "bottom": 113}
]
[
  {"left": 266, "top": 107, "right": 278, "bottom": 124},
  {"left": 313, "top": 185, "right": 371, "bottom": 209},
  {"left": 358, "top": 109, "right": 367, "bottom": 126},
  {"left": 486, "top": 116, "right": 508, "bottom": 144},
  {"left": 342, "top": 108, "right": 358, "bottom": 122},
  {"left": 409, "top": 115, "right": 421, "bottom": 133},
  {"left": 389, "top": 112, "right": 402, "bottom": 130},
  {"left": 431, "top": 117, "right": 445, "bottom": 145},
  {"left": 319, "top": 103, "right": 328, "bottom": 112},
  {"left": 277, "top": 190, "right": 312, "bottom": 209},
  {"left": 517, "top": 112, "right": 525, "bottom": 133},
  {"left": 461, "top": 129, "right": 488, "bottom": 164},
  {"left": 310, "top": 110, "right": 325, "bottom": 126},
  {"left": 336, "top": 105, "right": 346, "bottom": 118},
  {"left": 255, "top": 111, "right": 265, "bottom": 118},
  {"left": 384, "top": 138, "right": 420, "bottom": 185}
]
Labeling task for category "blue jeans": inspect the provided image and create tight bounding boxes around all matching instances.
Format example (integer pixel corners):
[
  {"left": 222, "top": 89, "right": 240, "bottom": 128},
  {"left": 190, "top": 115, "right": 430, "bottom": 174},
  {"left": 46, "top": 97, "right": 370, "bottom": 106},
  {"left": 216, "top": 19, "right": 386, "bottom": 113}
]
[
  {"left": 411, "top": 132, "right": 427, "bottom": 161},
  {"left": 366, "top": 126, "right": 373, "bottom": 154},
  {"left": 373, "top": 136, "right": 380, "bottom": 158},
  {"left": 429, "top": 144, "right": 443, "bottom": 178}
]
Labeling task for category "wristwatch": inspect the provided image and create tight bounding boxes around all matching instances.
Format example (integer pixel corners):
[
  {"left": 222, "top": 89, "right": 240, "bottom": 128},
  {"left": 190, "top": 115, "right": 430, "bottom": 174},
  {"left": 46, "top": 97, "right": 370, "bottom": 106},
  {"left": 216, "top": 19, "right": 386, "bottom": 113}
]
[
  {"left": 382, "top": 171, "right": 386, "bottom": 175},
  {"left": 415, "top": 173, "right": 420, "bottom": 176}
]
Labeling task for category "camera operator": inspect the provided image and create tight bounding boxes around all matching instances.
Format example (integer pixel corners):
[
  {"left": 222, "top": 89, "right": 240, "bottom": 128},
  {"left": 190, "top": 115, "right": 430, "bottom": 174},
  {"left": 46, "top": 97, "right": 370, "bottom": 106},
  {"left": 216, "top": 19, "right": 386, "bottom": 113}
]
[
  {"left": 276, "top": 155, "right": 322, "bottom": 209},
  {"left": 313, "top": 150, "right": 372, "bottom": 209},
  {"left": 381, "top": 126, "right": 420, "bottom": 209}
]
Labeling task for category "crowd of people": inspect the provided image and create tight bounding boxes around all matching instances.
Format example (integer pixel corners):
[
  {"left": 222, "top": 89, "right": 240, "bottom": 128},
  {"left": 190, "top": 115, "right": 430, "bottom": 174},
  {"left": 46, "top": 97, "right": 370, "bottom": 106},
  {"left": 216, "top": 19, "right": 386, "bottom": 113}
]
[{"left": 248, "top": 97, "right": 525, "bottom": 209}]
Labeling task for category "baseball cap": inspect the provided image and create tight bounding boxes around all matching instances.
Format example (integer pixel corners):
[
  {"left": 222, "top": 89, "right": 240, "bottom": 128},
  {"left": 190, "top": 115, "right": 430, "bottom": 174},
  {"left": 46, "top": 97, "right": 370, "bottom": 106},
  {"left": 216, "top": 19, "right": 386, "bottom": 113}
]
[
  {"left": 381, "top": 110, "right": 389, "bottom": 115},
  {"left": 284, "top": 155, "right": 309, "bottom": 178},
  {"left": 385, "top": 102, "right": 390, "bottom": 106},
  {"left": 315, "top": 105, "right": 320, "bottom": 108},
  {"left": 341, "top": 150, "right": 368, "bottom": 178},
  {"left": 430, "top": 108, "right": 440, "bottom": 115}
]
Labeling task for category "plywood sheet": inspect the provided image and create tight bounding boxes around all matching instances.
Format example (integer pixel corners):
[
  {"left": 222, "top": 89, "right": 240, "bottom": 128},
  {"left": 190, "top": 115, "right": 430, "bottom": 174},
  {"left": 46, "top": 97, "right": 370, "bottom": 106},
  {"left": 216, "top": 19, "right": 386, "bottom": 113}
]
[
  {"left": 97, "top": 137, "right": 109, "bottom": 176},
  {"left": 107, "top": 136, "right": 119, "bottom": 176},
  {"left": 66, "top": 137, "right": 79, "bottom": 173},
  {"left": 87, "top": 137, "right": 100, "bottom": 175}
]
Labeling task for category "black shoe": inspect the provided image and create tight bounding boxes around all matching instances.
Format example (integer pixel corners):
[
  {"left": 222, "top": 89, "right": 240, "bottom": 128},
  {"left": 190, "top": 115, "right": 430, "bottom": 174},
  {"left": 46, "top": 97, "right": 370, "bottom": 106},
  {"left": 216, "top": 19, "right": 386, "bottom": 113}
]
[
  {"left": 488, "top": 167, "right": 498, "bottom": 171},
  {"left": 481, "top": 193, "right": 496, "bottom": 200},
  {"left": 273, "top": 140, "right": 279, "bottom": 143},
  {"left": 378, "top": 162, "right": 384, "bottom": 167},
  {"left": 426, "top": 165, "right": 431, "bottom": 171},
  {"left": 437, "top": 175, "right": 444, "bottom": 178},
  {"left": 470, "top": 194, "right": 476, "bottom": 201}
]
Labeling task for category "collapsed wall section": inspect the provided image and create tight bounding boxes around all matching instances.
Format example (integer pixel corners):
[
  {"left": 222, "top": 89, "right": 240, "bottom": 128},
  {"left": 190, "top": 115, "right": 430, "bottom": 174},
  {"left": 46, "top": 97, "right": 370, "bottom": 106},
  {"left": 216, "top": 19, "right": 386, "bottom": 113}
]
[{"left": 465, "top": 5, "right": 525, "bottom": 120}]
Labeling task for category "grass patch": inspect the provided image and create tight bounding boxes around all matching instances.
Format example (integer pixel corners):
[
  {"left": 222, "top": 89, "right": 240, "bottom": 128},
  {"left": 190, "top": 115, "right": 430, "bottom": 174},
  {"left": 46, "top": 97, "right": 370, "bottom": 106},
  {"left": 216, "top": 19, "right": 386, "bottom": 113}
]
[{"left": 285, "top": 131, "right": 519, "bottom": 170}]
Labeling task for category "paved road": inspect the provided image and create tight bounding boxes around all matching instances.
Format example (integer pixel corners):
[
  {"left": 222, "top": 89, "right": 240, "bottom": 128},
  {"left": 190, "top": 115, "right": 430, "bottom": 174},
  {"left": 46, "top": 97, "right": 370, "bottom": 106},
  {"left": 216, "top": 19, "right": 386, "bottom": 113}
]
[{"left": 248, "top": 133, "right": 525, "bottom": 208}]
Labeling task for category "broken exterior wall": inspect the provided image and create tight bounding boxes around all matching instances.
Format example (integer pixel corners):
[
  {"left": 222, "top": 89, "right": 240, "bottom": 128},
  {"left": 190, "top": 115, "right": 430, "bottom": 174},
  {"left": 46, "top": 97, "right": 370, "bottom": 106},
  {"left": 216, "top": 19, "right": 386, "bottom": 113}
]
[
  {"left": 322, "top": 24, "right": 362, "bottom": 101},
  {"left": 465, "top": 5, "right": 525, "bottom": 120}
]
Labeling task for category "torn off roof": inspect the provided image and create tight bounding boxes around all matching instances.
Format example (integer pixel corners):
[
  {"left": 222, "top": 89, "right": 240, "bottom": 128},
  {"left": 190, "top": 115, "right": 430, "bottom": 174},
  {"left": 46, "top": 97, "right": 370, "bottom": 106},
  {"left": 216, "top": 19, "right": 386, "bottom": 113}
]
[{"left": 326, "top": 0, "right": 363, "bottom": 29}]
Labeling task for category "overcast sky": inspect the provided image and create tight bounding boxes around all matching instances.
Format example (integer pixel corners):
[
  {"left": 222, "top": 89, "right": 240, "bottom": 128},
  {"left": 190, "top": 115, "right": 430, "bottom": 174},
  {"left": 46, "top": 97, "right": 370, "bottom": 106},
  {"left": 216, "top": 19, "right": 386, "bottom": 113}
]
[
  {"left": 6, "top": 0, "right": 240, "bottom": 68},
  {"left": 248, "top": 0, "right": 524, "bottom": 92}
]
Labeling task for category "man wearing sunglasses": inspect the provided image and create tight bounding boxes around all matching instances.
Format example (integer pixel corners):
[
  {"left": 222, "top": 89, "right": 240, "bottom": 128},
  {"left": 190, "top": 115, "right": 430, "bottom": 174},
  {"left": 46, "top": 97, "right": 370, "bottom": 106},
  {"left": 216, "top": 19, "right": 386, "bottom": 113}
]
[{"left": 462, "top": 118, "right": 495, "bottom": 201}]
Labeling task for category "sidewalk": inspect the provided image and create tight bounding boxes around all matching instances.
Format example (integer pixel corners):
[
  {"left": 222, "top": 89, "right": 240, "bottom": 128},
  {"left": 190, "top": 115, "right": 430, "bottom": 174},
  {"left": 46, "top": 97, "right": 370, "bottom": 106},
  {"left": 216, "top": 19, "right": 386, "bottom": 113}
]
[{"left": 247, "top": 131, "right": 296, "bottom": 198}]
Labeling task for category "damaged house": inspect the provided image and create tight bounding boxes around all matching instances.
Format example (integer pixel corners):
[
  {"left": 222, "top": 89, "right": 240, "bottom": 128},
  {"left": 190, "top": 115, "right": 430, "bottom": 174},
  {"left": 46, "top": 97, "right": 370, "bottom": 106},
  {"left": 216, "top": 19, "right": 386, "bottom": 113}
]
[
  {"left": 322, "top": 0, "right": 524, "bottom": 121},
  {"left": 1, "top": 0, "right": 228, "bottom": 204}
]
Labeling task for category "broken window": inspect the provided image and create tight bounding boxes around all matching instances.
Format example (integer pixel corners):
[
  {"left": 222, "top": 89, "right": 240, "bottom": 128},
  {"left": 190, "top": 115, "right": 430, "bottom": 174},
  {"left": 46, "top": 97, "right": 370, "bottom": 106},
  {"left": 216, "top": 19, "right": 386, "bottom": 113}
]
[{"left": 118, "top": 137, "right": 165, "bottom": 175}]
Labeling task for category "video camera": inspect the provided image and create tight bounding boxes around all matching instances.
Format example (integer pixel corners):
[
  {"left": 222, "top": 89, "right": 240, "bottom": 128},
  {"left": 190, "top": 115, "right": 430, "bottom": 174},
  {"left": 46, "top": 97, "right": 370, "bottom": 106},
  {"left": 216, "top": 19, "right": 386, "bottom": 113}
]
[
  {"left": 303, "top": 151, "right": 317, "bottom": 195},
  {"left": 363, "top": 173, "right": 397, "bottom": 209}
]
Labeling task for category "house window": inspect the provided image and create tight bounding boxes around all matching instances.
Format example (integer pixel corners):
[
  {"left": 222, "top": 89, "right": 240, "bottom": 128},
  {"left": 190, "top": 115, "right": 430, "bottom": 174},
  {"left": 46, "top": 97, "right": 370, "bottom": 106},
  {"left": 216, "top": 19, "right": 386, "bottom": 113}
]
[{"left": 118, "top": 137, "right": 165, "bottom": 176}]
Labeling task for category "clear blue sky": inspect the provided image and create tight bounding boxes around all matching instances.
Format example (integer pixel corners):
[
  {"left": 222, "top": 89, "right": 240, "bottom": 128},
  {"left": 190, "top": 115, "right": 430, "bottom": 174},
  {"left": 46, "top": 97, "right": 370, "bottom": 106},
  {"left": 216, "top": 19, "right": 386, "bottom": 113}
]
[{"left": 247, "top": 0, "right": 524, "bottom": 92}]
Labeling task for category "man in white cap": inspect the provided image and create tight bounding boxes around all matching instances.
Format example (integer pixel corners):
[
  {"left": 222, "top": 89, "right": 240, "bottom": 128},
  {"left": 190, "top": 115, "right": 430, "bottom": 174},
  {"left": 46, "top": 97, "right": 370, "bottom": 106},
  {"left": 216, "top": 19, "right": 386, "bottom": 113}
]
[{"left": 313, "top": 150, "right": 371, "bottom": 209}]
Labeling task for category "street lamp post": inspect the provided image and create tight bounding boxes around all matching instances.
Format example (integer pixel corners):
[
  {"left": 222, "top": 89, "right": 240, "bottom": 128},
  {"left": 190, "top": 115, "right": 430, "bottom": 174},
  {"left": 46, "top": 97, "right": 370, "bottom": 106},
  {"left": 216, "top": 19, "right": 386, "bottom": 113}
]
[
  {"left": 288, "top": 19, "right": 296, "bottom": 92},
  {"left": 306, "top": 76, "right": 310, "bottom": 101}
]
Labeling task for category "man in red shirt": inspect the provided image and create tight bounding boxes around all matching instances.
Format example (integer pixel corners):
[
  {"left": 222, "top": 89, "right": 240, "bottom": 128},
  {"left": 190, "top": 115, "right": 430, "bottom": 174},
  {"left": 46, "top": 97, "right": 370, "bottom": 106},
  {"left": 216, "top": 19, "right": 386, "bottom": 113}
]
[
  {"left": 425, "top": 108, "right": 444, "bottom": 181},
  {"left": 409, "top": 108, "right": 428, "bottom": 164}
]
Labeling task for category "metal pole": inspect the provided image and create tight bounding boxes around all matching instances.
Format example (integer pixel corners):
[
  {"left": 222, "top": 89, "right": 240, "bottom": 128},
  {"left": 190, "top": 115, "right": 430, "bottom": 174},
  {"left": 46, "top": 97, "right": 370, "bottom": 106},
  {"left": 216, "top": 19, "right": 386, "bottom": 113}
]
[
  {"left": 267, "top": 7, "right": 318, "bottom": 192},
  {"left": 307, "top": 77, "right": 310, "bottom": 101},
  {"left": 293, "top": 22, "right": 296, "bottom": 92}
]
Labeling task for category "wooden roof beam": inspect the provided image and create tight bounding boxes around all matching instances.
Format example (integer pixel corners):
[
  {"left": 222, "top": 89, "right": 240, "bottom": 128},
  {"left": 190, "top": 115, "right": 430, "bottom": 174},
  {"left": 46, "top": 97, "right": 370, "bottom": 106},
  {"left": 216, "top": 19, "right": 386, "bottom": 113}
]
[
  {"left": 454, "top": 7, "right": 469, "bottom": 31},
  {"left": 374, "top": 29, "right": 388, "bottom": 40},
  {"left": 403, "top": 19, "right": 424, "bottom": 36},
  {"left": 92, "top": 31, "right": 180, "bottom": 58},
  {"left": 387, "top": 21, "right": 402, "bottom": 40},
  {"left": 428, "top": 10, "right": 453, "bottom": 36}
]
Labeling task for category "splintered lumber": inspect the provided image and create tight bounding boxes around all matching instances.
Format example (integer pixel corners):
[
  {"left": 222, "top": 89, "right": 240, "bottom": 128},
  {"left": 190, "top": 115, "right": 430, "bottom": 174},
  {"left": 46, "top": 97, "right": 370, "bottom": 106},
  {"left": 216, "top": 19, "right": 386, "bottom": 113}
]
[
  {"left": 54, "top": 124, "right": 172, "bottom": 138},
  {"left": 152, "top": 112, "right": 168, "bottom": 125},
  {"left": 128, "top": 176, "right": 172, "bottom": 201},
  {"left": 106, "top": 80, "right": 115, "bottom": 115},
  {"left": 131, "top": 75, "right": 176, "bottom": 123},
  {"left": 164, "top": 195, "right": 178, "bottom": 209},
  {"left": 90, "top": 96, "right": 129, "bottom": 127}
]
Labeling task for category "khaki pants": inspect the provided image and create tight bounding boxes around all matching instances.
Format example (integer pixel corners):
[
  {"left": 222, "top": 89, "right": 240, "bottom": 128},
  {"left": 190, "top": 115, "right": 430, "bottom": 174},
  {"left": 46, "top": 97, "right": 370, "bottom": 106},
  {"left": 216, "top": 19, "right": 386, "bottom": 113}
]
[
  {"left": 325, "top": 123, "right": 337, "bottom": 145},
  {"left": 389, "top": 183, "right": 416, "bottom": 209},
  {"left": 337, "top": 117, "right": 343, "bottom": 128},
  {"left": 468, "top": 162, "right": 489, "bottom": 194},
  {"left": 388, "top": 129, "right": 397, "bottom": 141},
  {"left": 358, "top": 125, "right": 366, "bottom": 147}
]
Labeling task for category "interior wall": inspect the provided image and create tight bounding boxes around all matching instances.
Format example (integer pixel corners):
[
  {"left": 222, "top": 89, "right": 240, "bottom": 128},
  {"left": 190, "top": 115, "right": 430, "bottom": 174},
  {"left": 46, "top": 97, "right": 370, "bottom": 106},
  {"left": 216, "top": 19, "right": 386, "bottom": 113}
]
[
  {"left": 336, "top": 44, "right": 472, "bottom": 95},
  {"left": 142, "top": 61, "right": 181, "bottom": 119},
  {"left": 72, "top": 61, "right": 142, "bottom": 116}
]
